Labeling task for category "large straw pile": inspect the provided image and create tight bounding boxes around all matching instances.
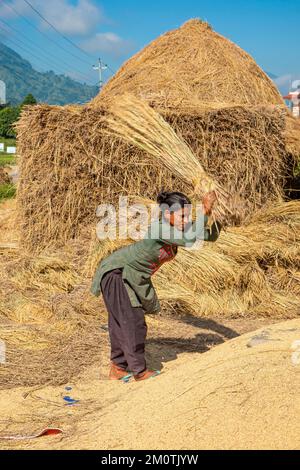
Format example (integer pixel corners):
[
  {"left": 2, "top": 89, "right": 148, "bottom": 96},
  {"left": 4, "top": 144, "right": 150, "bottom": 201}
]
[
  {"left": 104, "top": 93, "right": 231, "bottom": 222},
  {"left": 16, "top": 101, "right": 293, "bottom": 251},
  {"left": 16, "top": 19, "right": 298, "bottom": 252},
  {"left": 92, "top": 19, "right": 284, "bottom": 110},
  {"left": 0, "top": 199, "right": 104, "bottom": 389}
]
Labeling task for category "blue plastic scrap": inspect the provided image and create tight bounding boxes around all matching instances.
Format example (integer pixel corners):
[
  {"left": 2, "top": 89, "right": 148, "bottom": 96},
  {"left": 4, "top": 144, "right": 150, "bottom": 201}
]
[{"left": 63, "top": 396, "right": 80, "bottom": 405}]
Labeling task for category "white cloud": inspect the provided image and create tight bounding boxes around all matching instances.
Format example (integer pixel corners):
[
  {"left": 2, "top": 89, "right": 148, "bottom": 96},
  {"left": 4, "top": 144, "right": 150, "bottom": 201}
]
[
  {"left": 81, "top": 32, "right": 133, "bottom": 59},
  {"left": 39, "top": 0, "right": 103, "bottom": 36},
  {"left": 0, "top": 0, "right": 103, "bottom": 36},
  {"left": 0, "top": 0, "right": 134, "bottom": 62}
]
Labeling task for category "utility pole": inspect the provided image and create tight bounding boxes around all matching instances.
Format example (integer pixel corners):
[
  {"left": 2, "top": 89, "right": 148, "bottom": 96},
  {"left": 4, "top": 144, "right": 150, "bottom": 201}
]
[{"left": 93, "top": 58, "right": 107, "bottom": 90}]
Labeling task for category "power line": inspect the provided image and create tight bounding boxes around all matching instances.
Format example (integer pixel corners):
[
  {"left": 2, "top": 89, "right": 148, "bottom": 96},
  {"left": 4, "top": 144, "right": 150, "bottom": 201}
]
[
  {"left": 0, "top": 46, "right": 96, "bottom": 102},
  {"left": 0, "top": 25, "right": 61, "bottom": 72},
  {"left": 106, "top": 64, "right": 116, "bottom": 76},
  {"left": 0, "top": 45, "right": 31, "bottom": 81},
  {"left": 0, "top": 18, "right": 88, "bottom": 79},
  {"left": 20, "top": 0, "right": 116, "bottom": 78},
  {"left": 1, "top": 0, "right": 115, "bottom": 85},
  {"left": 0, "top": 54, "right": 97, "bottom": 103},
  {"left": 0, "top": 62, "right": 31, "bottom": 86},
  {"left": 0, "top": 18, "right": 96, "bottom": 84},
  {"left": 1, "top": 0, "right": 95, "bottom": 70},
  {"left": 22, "top": 0, "right": 96, "bottom": 64},
  {"left": 92, "top": 61, "right": 115, "bottom": 86}
]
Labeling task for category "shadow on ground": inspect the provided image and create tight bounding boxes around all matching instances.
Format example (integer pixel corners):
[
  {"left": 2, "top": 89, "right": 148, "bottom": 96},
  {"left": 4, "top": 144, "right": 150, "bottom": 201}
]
[{"left": 146, "top": 315, "right": 239, "bottom": 371}]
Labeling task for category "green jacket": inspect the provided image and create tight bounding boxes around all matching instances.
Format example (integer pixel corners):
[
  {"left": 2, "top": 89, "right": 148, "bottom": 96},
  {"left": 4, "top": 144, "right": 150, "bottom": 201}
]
[{"left": 90, "top": 213, "right": 221, "bottom": 313}]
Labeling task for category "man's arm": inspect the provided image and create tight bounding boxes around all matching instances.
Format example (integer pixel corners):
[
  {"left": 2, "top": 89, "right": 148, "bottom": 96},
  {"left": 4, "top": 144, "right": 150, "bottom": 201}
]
[{"left": 123, "top": 275, "right": 161, "bottom": 314}]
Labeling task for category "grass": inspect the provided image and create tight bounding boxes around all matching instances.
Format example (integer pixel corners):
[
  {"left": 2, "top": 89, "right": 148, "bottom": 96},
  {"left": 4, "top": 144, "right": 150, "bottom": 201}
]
[
  {"left": 0, "top": 155, "right": 15, "bottom": 166},
  {"left": 294, "top": 158, "right": 300, "bottom": 177},
  {"left": 0, "top": 137, "right": 17, "bottom": 167},
  {"left": 0, "top": 183, "right": 16, "bottom": 201},
  {"left": 1, "top": 137, "right": 16, "bottom": 147}
]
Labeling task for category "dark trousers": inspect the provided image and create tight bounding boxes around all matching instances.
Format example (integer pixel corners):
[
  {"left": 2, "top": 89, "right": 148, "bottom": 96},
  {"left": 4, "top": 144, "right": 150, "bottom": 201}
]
[{"left": 101, "top": 268, "right": 147, "bottom": 375}]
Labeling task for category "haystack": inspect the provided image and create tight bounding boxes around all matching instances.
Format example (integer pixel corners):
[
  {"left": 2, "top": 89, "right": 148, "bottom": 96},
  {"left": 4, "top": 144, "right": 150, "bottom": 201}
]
[
  {"left": 16, "top": 19, "right": 298, "bottom": 252},
  {"left": 285, "top": 113, "right": 300, "bottom": 156},
  {"left": 91, "top": 19, "right": 284, "bottom": 109},
  {"left": 17, "top": 103, "right": 291, "bottom": 251}
]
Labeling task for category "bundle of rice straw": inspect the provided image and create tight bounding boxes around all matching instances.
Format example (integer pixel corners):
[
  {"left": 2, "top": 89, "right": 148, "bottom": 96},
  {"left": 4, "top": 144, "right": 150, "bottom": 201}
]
[{"left": 104, "top": 93, "right": 231, "bottom": 221}]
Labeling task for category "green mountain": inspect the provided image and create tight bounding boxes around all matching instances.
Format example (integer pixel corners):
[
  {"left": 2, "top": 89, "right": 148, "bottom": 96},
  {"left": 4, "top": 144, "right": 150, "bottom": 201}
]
[{"left": 0, "top": 42, "right": 98, "bottom": 105}]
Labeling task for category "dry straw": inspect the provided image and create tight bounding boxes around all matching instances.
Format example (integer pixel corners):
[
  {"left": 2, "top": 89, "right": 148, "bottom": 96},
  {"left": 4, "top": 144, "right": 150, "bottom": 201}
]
[
  {"left": 16, "top": 103, "right": 289, "bottom": 251},
  {"left": 0, "top": 168, "right": 11, "bottom": 185},
  {"left": 15, "top": 19, "right": 299, "bottom": 252},
  {"left": 87, "top": 199, "right": 300, "bottom": 318},
  {"left": 104, "top": 93, "right": 231, "bottom": 221},
  {"left": 93, "top": 19, "right": 284, "bottom": 110}
]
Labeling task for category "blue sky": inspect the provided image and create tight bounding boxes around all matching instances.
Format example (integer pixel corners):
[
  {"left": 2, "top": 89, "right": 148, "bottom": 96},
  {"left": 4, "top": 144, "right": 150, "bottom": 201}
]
[{"left": 0, "top": 0, "right": 299, "bottom": 92}]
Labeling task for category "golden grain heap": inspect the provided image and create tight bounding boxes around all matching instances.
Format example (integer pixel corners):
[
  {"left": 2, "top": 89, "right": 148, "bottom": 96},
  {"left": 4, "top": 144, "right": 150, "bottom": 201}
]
[{"left": 16, "top": 19, "right": 300, "bottom": 251}]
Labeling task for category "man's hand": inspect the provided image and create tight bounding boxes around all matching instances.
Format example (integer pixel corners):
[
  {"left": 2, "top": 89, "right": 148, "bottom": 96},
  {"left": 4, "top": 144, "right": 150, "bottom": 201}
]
[{"left": 202, "top": 191, "right": 217, "bottom": 215}]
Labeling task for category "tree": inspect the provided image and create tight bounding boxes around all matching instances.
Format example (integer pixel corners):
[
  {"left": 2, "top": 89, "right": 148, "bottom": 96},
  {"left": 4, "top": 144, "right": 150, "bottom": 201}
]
[
  {"left": 0, "top": 106, "right": 20, "bottom": 138},
  {"left": 0, "top": 94, "right": 37, "bottom": 138},
  {"left": 21, "top": 93, "right": 37, "bottom": 106}
]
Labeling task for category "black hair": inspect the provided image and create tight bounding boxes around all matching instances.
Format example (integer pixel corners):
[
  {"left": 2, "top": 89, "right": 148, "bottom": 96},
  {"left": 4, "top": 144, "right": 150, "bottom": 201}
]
[{"left": 157, "top": 191, "right": 191, "bottom": 211}]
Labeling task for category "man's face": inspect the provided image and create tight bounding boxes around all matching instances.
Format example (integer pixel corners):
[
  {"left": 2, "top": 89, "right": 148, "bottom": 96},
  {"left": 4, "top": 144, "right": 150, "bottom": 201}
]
[{"left": 164, "top": 206, "right": 191, "bottom": 231}]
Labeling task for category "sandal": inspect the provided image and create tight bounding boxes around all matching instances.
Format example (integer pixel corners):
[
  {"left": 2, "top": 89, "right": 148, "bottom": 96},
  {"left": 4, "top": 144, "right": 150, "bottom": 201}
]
[
  {"left": 109, "top": 362, "right": 132, "bottom": 381},
  {"left": 134, "top": 369, "right": 161, "bottom": 381}
]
